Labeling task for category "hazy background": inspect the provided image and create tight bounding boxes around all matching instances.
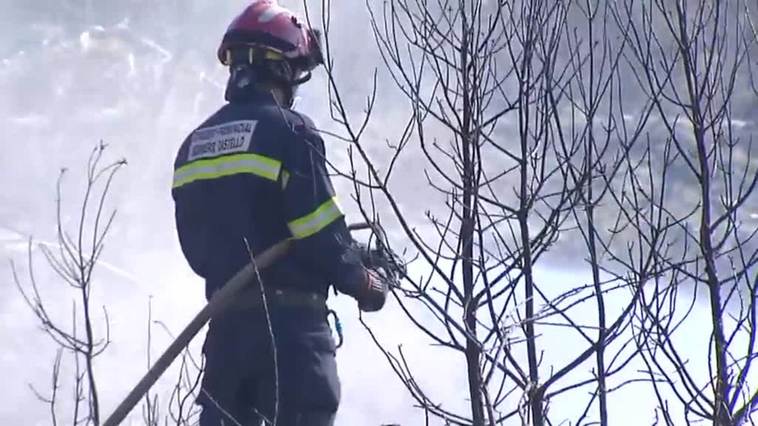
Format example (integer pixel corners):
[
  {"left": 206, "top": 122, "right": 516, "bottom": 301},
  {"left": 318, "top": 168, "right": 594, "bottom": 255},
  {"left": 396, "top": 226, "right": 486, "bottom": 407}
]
[{"left": 2, "top": 1, "right": 756, "bottom": 425}]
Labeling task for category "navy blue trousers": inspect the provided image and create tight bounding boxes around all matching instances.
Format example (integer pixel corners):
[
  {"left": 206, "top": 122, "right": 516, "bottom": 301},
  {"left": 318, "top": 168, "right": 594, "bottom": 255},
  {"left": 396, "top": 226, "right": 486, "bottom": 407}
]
[{"left": 198, "top": 304, "right": 340, "bottom": 426}]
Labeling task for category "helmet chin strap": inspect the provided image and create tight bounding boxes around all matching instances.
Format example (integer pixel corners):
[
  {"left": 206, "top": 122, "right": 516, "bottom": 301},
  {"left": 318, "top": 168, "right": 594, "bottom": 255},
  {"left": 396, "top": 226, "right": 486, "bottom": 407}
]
[{"left": 291, "top": 71, "right": 312, "bottom": 85}]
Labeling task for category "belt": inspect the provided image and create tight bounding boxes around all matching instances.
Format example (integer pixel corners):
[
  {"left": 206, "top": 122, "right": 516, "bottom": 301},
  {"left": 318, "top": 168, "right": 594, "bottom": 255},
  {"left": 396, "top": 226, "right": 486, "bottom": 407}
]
[{"left": 226, "top": 286, "right": 327, "bottom": 312}]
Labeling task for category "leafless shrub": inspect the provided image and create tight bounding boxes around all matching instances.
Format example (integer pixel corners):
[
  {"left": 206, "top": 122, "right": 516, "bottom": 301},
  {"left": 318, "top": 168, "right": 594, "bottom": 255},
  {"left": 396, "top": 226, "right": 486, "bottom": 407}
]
[
  {"left": 12, "top": 143, "right": 202, "bottom": 425},
  {"left": 608, "top": 1, "right": 758, "bottom": 424},
  {"left": 302, "top": 0, "right": 665, "bottom": 424},
  {"left": 12, "top": 142, "right": 124, "bottom": 425}
]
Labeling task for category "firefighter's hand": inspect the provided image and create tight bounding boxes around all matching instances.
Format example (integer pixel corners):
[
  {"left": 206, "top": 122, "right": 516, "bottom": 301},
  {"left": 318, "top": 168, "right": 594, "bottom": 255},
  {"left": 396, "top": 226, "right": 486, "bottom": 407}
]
[
  {"left": 357, "top": 268, "right": 389, "bottom": 312},
  {"left": 355, "top": 242, "right": 405, "bottom": 287}
]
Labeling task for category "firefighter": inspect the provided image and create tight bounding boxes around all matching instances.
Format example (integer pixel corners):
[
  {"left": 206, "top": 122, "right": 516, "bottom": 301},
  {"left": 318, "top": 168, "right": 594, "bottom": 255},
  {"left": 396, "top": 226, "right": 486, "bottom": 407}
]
[{"left": 171, "top": 1, "right": 389, "bottom": 425}]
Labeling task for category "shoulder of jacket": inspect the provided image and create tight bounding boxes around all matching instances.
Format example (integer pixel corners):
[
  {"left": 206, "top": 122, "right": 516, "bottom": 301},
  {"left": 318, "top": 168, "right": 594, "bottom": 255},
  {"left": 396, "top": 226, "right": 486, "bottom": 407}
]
[{"left": 279, "top": 109, "right": 320, "bottom": 138}]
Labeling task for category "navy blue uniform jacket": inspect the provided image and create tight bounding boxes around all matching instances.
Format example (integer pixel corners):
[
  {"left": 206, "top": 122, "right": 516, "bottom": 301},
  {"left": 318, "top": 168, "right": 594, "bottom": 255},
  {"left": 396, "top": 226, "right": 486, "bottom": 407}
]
[{"left": 172, "top": 91, "right": 364, "bottom": 300}]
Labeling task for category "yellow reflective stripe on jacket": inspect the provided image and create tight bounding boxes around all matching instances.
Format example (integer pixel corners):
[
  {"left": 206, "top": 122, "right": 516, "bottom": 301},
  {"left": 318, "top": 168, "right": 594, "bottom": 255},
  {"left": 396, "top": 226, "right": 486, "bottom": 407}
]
[
  {"left": 288, "top": 197, "right": 343, "bottom": 239},
  {"left": 173, "top": 153, "right": 281, "bottom": 189}
]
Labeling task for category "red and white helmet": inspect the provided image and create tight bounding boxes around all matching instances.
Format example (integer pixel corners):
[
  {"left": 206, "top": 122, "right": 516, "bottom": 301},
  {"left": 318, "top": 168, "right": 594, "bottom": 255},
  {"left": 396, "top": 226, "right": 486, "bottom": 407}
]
[{"left": 217, "top": 0, "right": 323, "bottom": 71}]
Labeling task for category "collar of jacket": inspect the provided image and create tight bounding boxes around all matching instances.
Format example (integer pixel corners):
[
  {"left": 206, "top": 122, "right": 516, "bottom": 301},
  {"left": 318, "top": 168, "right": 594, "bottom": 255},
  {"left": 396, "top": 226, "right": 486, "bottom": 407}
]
[
  {"left": 224, "top": 65, "right": 279, "bottom": 105},
  {"left": 226, "top": 85, "right": 278, "bottom": 105}
]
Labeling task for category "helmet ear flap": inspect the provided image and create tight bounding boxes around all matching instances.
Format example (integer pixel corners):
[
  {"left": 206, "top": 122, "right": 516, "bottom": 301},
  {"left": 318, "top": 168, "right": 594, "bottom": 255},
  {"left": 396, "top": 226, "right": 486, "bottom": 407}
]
[{"left": 265, "top": 58, "right": 294, "bottom": 83}]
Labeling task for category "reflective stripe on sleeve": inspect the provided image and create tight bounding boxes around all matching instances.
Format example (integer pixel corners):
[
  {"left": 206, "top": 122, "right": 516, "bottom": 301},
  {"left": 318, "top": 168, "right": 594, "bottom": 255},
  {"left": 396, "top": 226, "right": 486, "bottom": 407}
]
[
  {"left": 287, "top": 197, "right": 343, "bottom": 239},
  {"left": 172, "top": 153, "right": 281, "bottom": 188}
]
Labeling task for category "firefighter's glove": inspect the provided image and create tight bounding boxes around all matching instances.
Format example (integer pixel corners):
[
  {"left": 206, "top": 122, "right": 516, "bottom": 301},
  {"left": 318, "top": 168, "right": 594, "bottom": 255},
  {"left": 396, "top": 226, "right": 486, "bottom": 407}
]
[
  {"left": 353, "top": 242, "right": 378, "bottom": 267},
  {"left": 356, "top": 243, "right": 405, "bottom": 287},
  {"left": 357, "top": 268, "right": 389, "bottom": 312}
]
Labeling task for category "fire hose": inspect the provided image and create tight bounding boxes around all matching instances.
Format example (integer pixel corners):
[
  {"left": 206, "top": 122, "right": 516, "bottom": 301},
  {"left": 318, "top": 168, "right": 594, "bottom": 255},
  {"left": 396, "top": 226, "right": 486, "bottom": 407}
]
[{"left": 103, "top": 222, "right": 404, "bottom": 425}]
